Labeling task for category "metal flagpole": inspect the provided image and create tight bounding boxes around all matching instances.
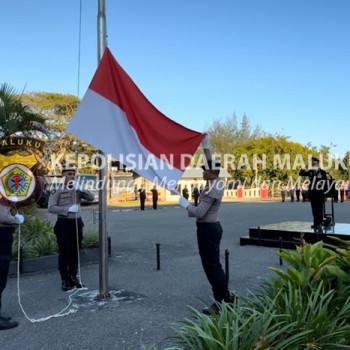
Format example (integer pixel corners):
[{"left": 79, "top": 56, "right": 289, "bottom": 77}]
[{"left": 97, "top": 0, "right": 110, "bottom": 300}]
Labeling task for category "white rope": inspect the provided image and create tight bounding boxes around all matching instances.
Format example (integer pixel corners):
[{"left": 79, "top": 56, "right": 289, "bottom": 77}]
[
  {"left": 16, "top": 223, "right": 79, "bottom": 323},
  {"left": 15, "top": 189, "right": 87, "bottom": 323}
]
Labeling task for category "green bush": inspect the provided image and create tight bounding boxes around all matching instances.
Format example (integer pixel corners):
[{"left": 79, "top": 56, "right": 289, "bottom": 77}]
[
  {"left": 165, "top": 239, "right": 350, "bottom": 350},
  {"left": 12, "top": 216, "right": 98, "bottom": 259},
  {"left": 170, "top": 301, "right": 310, "bottom": 350},
  {"left": 81, "top": 229, "right": 99, "bottom": 249}
]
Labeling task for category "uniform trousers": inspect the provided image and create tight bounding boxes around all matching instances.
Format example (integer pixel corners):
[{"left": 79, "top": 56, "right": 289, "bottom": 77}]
[
  {"left": 54, "top": 217, "right": 83, "bottom": 281},
  {"left": 152, "top": 198, "right": 158, "bottom": 209},
  {"left": 0, "top": 227, "right": 14, "bottom": 310},
  {"left": 196, "top": 221, "right": 228, "bottom": 302},
  {"left": 309, "top": 192, "right": 324, "bottom": 226},
  {"left": 140, "top": 197, "right": 145, "bottom": 210}
]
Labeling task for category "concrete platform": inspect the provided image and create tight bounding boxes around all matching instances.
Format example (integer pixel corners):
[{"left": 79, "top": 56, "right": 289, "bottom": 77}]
[{"left": 240, "top": 221, "right": 350, "bottom": 249}]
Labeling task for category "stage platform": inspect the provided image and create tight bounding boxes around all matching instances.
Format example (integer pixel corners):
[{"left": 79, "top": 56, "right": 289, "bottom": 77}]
[{"left": 240, "top": 221, "right": 350, "bottom": 249}]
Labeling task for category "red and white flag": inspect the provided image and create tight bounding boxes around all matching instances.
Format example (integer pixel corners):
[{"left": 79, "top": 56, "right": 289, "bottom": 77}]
[{"left": 67, "top": 47, "right": 203, "bottom": 190}]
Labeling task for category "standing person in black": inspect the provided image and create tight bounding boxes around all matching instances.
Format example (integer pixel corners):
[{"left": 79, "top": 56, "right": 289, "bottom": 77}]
[
  {"left": 295, "top": 184, "right": 301, "bottom": 202},
  {"left": 179, "top": 134, "right": 233, "bottom": 314},
  {"left": 299, "top": 157, "right": 327, "bottom": 230},
  {"left": 340, "top": 181, "right": 346, "bottom": 202},
  {"left": 182, "top": 185, "right": 189, "bottom": 200},
  {"left": 150, "top": 185, "right": 158, "bottom": 210},
  {"left": 48, "top": 167, "right": 94, "bottom": 291},
  {"left": 192, "top": 184, "right": 200, "bottom": 206},
  {"left": 138, "top": 185, "right": 146, "bottom": 210},
  {"left": 0, "top": 197, "right": 24, "bottom": 330}
]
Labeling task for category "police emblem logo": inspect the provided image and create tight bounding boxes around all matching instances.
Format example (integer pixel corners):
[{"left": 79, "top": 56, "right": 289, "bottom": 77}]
[
  {"left": 0, "top": 137, "right": 45, "bottom": 206},
  {"left": 0, "top": 163, "right": 35, "bottom": 201}
]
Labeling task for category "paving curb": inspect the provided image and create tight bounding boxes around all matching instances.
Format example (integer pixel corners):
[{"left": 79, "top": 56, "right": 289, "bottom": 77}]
[{"left": 9, "top": 248, "right": 99, "bottom": 277}]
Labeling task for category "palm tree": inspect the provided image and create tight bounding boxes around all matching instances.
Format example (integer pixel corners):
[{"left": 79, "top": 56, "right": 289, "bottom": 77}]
[{"left": 0, "top": 83, "right": 46, "bottom": 136}]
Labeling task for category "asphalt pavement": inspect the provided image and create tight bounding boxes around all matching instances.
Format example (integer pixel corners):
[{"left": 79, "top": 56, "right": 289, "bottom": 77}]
[{"left": 2, "top": 199, "right": 350, "bottom": 349}]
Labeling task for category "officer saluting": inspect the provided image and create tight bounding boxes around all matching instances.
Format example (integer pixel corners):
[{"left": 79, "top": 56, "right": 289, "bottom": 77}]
[
  {"left": 299, "top": 157, "right": 327, "bottom": 230},
  {"left": 0, "top": 197, "right": 24, "bottom": 330},
  {"left": 48, "top": 166, "right": 94, "bottom": 291}
]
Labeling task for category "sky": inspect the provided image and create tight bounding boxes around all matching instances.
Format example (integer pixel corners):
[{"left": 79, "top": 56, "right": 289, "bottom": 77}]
[{"left": 1, "top": 0, "right": 349, "bottom": 156}]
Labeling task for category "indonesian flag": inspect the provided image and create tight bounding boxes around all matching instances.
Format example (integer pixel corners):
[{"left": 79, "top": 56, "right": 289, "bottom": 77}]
[{"left": 67, "top": 47, "right": 203, "bottom": 190}]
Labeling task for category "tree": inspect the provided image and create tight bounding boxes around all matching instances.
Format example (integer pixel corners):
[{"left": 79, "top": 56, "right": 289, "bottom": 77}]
[
  {"left": 206, "top": 113, "right": 264, "bottom": 156},
  {"left": 21, "top": 92, "right": 97, "bottom": 174},
  {"left": 0, "top": 83, "right": 45, "bottom": 137},
  {"left": 201, "top": 112, "right": 322, "bottom": 186}
]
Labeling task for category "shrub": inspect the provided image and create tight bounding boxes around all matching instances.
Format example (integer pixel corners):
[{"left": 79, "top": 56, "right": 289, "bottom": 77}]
[
  {"left": 166, "top": 239, "right": 350, "bottom": 349},
  {"left": 12, "top": 217, "right": 98, "bottom": 259}
]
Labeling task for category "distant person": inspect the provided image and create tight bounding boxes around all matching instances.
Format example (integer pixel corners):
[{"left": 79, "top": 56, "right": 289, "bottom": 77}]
[
  {"left": 340, "top": 181, "right": 345, "bottom": 202},
  {"left": 192, "top": 184, "right": 200, "bottom": 206},
  {"left": 182, "top": 185, "right": 189, "bottom": 200},
  {"left": 48, "top": 166, "right": 94, "bottom": 291},
  {"left": 134, "top": 185, "right": 138, "bottom": 201},
  {"left": 333, "top": 188, "right": 339, "bottom": 203},
  {"left": 138, "top": 185, "right": 146, "bottom": 210},
  {"left": 295, "top": 184, "right": 301, "bottom": 202},
  {"left": 301, "top": 183, "right": 308, "bottom": 202},
  {"left": 288, "top": 185, "right": 295, "bottom": 202},
  {"left": 280, "top": 183, "right": 286, "bottom": 202},
  {"left": 150, "top": 185, "right": 158, "bottom": 210},
  {"left": 299, "top": 157, "right": 327, "bottom": 230},
  {"left": 0, "top": 197, "right": 23, "bottom": 330}
]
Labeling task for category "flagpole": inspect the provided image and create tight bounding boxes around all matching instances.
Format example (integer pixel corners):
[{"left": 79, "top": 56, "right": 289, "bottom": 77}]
[{"left": 97, "top": 0, "right": 109, "bottom": 300}]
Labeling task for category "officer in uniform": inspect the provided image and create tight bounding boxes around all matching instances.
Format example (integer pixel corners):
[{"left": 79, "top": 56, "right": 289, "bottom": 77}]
[
  {"left": 299, "top": 157, "right": 327, "bottom": 230},
  {"left": 48, "top": 167, "right": 94, "bottom": 291},
  {"left": 179, "top": 135, "right": 233, "bottom": 314},
  {"left": 0, "top": 197, "right": 24, "bottom": 330},
  {"left": 138, "top": 185, "right": 146, "bottom": 210},
  {"left": 150, "top": 185, "right": 158, "bottom": 210}
]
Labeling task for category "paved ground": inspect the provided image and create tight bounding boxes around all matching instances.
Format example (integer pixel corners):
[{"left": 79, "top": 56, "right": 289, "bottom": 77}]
[{"left": 2, "top": 199, "right": 350, "bottom": 349}]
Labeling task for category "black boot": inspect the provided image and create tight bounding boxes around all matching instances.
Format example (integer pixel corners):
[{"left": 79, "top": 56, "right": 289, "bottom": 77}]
[
  {"left": 0, "top": 306, "right": 12, "bottom": 322},
  {"left": 224, "top": 292, "right": 236, "bottom": 304},
  {"left": 202, "top": 302, "right": 220, "bottom": 315},
  {"left": 202, "top": 292, "right": 236, "bottom": 315},
  {"left": 71, "top": 275, "right": 84, "bottom": 289},
  {"left": 61, "top": 279, "right": 75, "bottom": 292},
  {"left": 0, "top": 316, "right": 18, "bottom": 330}
]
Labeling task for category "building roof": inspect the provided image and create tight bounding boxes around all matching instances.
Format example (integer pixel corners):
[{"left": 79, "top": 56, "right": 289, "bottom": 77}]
[{"left": 181, "top": 167, "right": 231, "bottom": 179}]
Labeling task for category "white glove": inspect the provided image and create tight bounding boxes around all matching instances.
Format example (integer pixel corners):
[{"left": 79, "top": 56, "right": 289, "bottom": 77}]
[
  {"left": 202, "top": 133, "right": 209, "bottom": 149},
  {"left": 68, "top": 204, "right": 79, "bottom": 213},
  {"left": 15, "top": 214, "right": 24, "bottom": 224},
  {"left": 179, "top": 196, "right": 189, "bottom": 209}
]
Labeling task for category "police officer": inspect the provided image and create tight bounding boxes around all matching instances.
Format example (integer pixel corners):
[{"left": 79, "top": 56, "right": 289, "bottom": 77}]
[
  {"left": 182, "top": 185, "right": 189, "bottom": 200},
  {"left": 0, "top": 197, "right": 24, "bottom": 330},
  {"left": 179, "top": 135, "right": 233, "bottom": 314},
  {"left": 150, "top": 185, "right": 158, "bottom": 210},
  {"left": 138, "top": 185, "right": 146, "bottom": 210},
  {"left": 48, "top": 167, "right": 94, "bottom": 291},
  {"left": 299, "top": 157, "right": 327, "bottom": 230},
  {"left": 192, "top": 184, "right": 200, "bottom": 206}
]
